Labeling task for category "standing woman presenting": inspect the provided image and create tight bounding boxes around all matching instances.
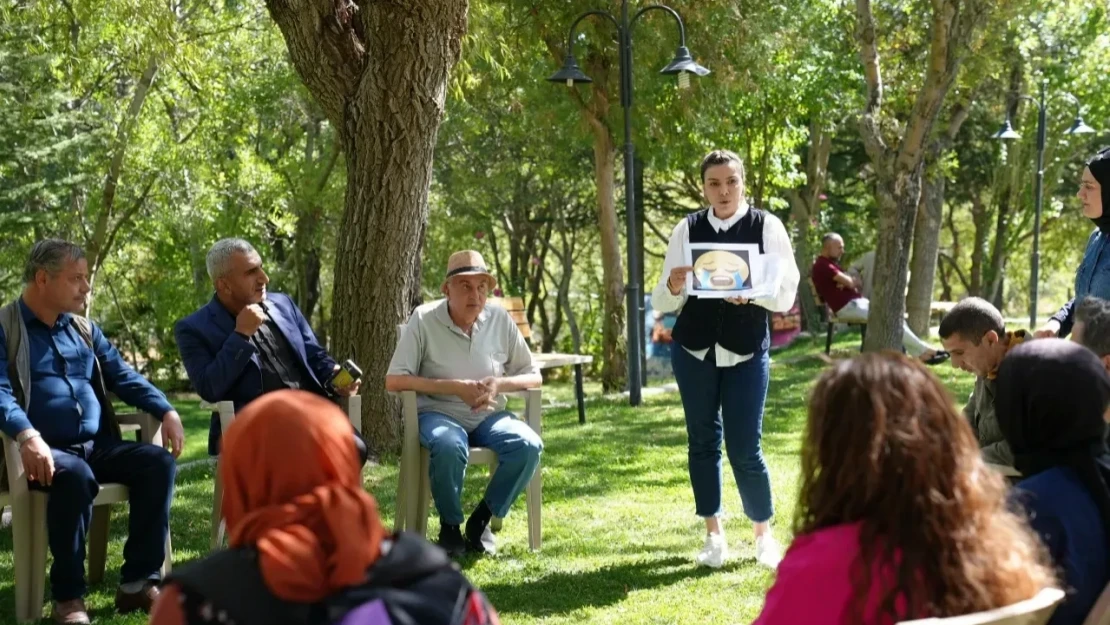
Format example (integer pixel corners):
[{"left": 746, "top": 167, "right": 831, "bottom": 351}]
[
  {"left": 1036, "top": 147, "right": 1110, "bottom": 338},
  {"left": 651, "top": 150, "right": 800, "bottom": 569}
]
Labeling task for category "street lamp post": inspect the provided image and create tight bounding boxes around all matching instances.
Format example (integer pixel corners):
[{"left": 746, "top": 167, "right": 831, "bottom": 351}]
[
  {"left": 548, "top": 1, "right": 708, "bottom": 406},
  {"left": 993, "top": 78, "right": 1094, "bottom": 329}
]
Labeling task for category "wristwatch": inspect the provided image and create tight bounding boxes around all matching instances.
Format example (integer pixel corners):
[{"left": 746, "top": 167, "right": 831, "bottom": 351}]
[{"left": 16, "top": 429, "right": 41, "bottom": 445}]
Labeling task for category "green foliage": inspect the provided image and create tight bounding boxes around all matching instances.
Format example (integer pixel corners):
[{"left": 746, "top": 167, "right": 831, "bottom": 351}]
[{"left": 2, "top": 0, "right": 1107, "bottom": 383}]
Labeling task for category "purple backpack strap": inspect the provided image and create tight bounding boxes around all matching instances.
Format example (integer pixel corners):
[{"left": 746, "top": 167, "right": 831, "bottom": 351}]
[{"left": 335, "top": 599, "right": 393, "bottom": 625}]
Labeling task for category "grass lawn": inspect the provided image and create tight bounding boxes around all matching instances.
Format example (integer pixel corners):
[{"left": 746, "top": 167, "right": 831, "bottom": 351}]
[{"left": 0, "top": 331, "right": 976, "bottom": 624}]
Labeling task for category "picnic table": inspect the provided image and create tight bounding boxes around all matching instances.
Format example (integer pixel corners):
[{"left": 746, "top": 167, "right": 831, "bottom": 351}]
[{"left": 492, "top": 297, "right": 594, "bottom": 424}]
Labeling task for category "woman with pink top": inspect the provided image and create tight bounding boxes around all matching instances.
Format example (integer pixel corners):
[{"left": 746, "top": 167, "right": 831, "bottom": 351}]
[{"left": 754, "top": 353, "right": 1054, "bottom": 624}]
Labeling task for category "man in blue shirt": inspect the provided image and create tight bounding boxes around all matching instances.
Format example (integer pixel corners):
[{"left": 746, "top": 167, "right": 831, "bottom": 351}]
[{"left": 0, "top": 240, "right": 184, "bottom": 624}]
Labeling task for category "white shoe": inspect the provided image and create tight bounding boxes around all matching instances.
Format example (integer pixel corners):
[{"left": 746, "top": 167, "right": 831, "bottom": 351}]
[
  {"left": 695, "top": 532, "right": 728, "bottom": 568},
  {"left": 755, "top": 534, "right": 783, "bottom": 569}
]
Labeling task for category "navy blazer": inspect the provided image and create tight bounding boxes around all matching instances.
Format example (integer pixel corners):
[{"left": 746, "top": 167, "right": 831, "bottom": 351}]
[{"left": 174, "top": 292, "right": 337, "bottom": 454}]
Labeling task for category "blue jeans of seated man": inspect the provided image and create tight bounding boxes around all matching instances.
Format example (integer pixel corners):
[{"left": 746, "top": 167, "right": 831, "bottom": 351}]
[
  {"left": 29, "top": 433, "right": 176, "bottom": 602},
  {"left": 671, "top": 345, "right": 773, "bottom": 523},
  {"left": 418, "top": 411, "right": 543, "bottom": 525}
]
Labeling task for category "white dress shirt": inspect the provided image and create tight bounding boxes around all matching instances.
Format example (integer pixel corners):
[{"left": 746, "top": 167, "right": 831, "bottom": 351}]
[{"left": 650, "top": 203, "right": 800, "bottom": 366}]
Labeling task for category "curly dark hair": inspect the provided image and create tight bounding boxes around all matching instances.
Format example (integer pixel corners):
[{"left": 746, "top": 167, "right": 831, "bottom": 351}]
[{"left": 796, "top": 352, "right": 1053, "bottom": 621}]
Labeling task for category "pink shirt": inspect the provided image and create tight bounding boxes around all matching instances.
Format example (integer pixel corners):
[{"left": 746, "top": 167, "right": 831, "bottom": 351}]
[{"left": 754, "top": 522, "right": 916, "bottom": 625}]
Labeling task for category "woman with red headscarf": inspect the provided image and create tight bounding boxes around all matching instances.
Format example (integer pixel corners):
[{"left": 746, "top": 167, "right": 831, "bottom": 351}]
[{"left": 149, "top": 390, "right": 499, "bottom": 625}]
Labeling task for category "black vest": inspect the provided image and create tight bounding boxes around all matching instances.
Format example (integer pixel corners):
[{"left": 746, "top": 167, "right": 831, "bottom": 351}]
[{"left": 670, "top": 208, "right": 771, "bottom": 355}]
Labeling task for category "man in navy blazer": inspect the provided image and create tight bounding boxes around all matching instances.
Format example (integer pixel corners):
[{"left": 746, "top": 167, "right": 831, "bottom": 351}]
[{"left": 174, "top": 238, "right": 366, "bottom": 460}]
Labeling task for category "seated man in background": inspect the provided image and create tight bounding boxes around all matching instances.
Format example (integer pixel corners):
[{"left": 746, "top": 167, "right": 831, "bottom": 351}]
[
  {"left": 1074, "top": 296, "right": 1110, "bottom": 375},
  {"left": 386, "top": 250, "right": 542, "bottom": 557},
  {"left": 938, "top": 297, "right": 1029, "bottom": 468},
  {"left": 0, "top": 240, "right": 183, "bottom": 624},
  {"left": 174, "top": 238, "right": 365, "bottom": 461},
  {"left": 811, "top": 233, "right": 948, "bottom": 365}
]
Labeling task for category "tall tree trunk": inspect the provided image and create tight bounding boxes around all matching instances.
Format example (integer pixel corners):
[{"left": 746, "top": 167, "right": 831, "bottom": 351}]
[
  {"left": 590, "top": 121, "right": 627, "bottom": 391},
  {"left": 986, "top": 191, "right": 1011, "bottom": 309},
  {"left": 854, "top": 0, "right": 988, "bottom": 352},
  {"left": 907, "top": 100, "right": 970, "bottom": 334},
  {"left": 785, "top": 119, "right": 833, "bottom": 334},
  {"left": 969, "top": 192, "right": 991, "bottom": 296},
  {"left": 907, "top": 171, "right": 944, "bottom": 335},
  {"left": 265, "top": 0, "right": 468, "bottom": 453},
  {"left": 539, "top": 35, "right": 626, "bottom": 392}
]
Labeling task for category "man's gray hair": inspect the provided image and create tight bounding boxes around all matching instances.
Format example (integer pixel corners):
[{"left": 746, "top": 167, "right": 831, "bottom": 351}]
[
  {"left": 206, "top": 238, "right": 257, "bottom": 282},
  {"left": 23, "top": 239, "right": 86, "bottom": 283},
  {"left": 1077, "top": 297, "right": 1110, "bottom": 357}
]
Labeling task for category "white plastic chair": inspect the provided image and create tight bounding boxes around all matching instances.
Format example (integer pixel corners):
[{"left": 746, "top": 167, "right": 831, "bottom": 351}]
[
  {"left": 2, "top": 413, "right": 173, "bottom": 623},
  {"left": 393, "top": 384, "right": 543, "bottom": 549},
  {"left": 898, "top": 587, "right": 1065, "bottom": 625},
  {"left": 208, "top": 395, "right": 362, "bottom": 548}
]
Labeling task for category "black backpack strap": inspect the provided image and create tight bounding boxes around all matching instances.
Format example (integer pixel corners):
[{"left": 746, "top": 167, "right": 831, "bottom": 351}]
[
  {"left": 323, "top": 532, "right": 483, "bottom": 625},
  {"left": 168, "top": 548, "right": 311, "bottom": 625}
]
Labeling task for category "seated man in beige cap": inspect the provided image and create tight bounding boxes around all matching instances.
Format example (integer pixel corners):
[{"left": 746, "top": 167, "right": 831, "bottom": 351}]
[{"left": 386, "top": 250, "right": 543, "bottom": 557}]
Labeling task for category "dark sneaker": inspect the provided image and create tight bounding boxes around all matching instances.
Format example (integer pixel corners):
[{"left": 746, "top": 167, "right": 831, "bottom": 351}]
[
  {"left": 922, "top": 350, "right": 951, "bottom": 366},
  {"left": 438, "top": 523, "right": 466, "bottom": 558}
]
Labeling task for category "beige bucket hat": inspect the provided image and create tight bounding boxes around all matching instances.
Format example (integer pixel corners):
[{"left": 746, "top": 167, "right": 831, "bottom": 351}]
[{"left": 445, "top": 250, "right": 497, "bottom": 288}]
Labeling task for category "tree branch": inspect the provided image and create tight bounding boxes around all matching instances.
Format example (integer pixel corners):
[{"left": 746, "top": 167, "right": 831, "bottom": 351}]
[
  {"left": 88, "top": 55, "right": 159, "bottom": 276},
  {"left": 939, "top": 251, "right": 971, "bottom": 292},
  {"left": 896, "top": 0, "right": 988, "bottom": 173},
  {"left": 854, "top": 0, "right": 887, "bottom": 163},
  {"left": 263, "top": 0, "right": 366, "bottom": 130}
]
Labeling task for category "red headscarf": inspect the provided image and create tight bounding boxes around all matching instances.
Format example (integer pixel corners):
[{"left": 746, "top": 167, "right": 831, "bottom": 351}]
[{"left": 220, "top": 390, "right": 384, "bottom": 602}]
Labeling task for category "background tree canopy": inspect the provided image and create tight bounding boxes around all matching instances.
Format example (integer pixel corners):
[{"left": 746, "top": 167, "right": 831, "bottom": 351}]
[{"left": 2, "top": 0, "right": 1107, "bottom": 449}]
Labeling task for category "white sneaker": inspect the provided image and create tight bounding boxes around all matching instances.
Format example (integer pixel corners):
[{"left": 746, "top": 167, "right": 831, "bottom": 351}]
[
  {"left": 695, "top": 532, "right": 728, "bottom": 568},
  {"left": 755, "top": 534, "right": 783, "bottom": 569}
]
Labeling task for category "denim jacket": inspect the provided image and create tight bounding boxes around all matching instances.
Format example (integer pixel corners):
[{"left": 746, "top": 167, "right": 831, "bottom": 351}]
[{"left": 1052, "top": 229, "right": 1110, "bottom": 337}]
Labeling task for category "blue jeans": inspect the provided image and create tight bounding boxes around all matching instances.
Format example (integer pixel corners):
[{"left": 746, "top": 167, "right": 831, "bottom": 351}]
[
  {"left": 671, "top": 346, "right": 773, "bottom": 523},
  {"left": 418, "top": 411, "right": 543, "bottom": 525},
  {"left": 30, "top": 435, "right": 176, "bottom": 601}
]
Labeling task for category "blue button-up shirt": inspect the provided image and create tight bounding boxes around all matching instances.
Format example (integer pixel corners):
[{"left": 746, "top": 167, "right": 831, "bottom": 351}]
[
  {"left": 0, "top": 299, "right": 173, "bottom": 446},
  {"left": 1053, "top": 230, "right": 1110, "bottom": 337}
]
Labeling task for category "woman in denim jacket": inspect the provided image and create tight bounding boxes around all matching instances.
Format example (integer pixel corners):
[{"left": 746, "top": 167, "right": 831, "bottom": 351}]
[{"left": 1038, "top": 148, "right": 1110, "bottom": 338}]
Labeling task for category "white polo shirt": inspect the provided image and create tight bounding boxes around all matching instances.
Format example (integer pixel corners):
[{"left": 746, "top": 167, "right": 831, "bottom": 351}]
[{"left": 387, "top": 299, "right": 538, "bottom": 431}]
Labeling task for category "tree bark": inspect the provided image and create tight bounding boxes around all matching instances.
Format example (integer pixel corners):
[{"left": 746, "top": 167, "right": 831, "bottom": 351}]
[
  {"left": 265, "top": 0, "right": 469, "bottom": 453},
  {"left": 854, "top": 0, "right": 987, "bottom": 353},
  {"left": 907, "top": 173, "right": 944, "bottom": 335},
  {"left": 969, "top": 191, "right": 991, "bottom": 296},
  {"left": 784, "top": 118, "right": 833, "bottom": 334}
]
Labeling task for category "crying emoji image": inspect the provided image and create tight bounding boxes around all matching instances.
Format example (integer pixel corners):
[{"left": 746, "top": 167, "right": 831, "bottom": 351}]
[{"left": 693, "top": 250, "right": 750, "bottom": 290}]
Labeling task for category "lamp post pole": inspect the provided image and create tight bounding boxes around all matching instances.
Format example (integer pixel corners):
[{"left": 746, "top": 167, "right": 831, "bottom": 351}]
[
  {"left": 1030, "top": 80, "right": 1046, "bottom": 331},
  {"left": 548, "top": 1, "right": 708, "bottom": 406},
  {"left": 993, "top": 78, "right": 1094, "bottom": 330}
]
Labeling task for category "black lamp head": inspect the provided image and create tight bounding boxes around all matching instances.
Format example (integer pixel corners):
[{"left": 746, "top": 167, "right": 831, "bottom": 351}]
[{"left": 547, "top": 54, "right": 593, "bottom": 87}]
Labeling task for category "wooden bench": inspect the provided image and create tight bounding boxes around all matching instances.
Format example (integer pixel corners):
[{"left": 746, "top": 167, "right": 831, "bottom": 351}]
[{"left": 490, "top": 297, "right": 594, "bottom": 424}]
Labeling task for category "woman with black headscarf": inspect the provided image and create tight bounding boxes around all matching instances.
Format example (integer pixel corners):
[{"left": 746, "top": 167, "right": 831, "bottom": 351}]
[
  {"left": 996, "top": 339, "right": 1110, "bottom": 624},
  {"left": 1037, "top": 148, "right": 1110, "bottom": 338}
]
